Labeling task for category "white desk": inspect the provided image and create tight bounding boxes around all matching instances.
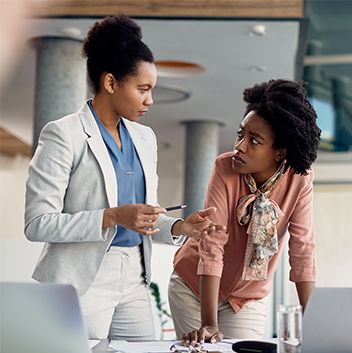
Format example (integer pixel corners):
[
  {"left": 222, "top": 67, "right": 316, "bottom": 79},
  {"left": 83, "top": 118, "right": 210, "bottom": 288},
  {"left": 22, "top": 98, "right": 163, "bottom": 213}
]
[{"left": 89, "top": 339, "right": 275, "bottom": 353}]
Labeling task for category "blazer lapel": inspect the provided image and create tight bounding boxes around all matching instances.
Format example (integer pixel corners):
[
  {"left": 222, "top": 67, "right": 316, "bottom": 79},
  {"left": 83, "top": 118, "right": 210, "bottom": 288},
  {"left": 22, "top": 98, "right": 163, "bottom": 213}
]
[
  {"left": 123, "top": 119, "right": 154, "bottom": 203},
  {"left": 78, "top": 103, "right": 118, "bottom": 207}
]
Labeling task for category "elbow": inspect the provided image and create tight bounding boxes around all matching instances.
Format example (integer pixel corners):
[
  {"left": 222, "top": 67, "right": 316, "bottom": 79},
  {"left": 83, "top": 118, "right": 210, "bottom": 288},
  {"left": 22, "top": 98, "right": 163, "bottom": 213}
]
[
  {"left": 24, "top": 217, "right": 44, "bottom": 242},
  {"left": 24, "top": 222, "right": 37, "bottom": 242}
]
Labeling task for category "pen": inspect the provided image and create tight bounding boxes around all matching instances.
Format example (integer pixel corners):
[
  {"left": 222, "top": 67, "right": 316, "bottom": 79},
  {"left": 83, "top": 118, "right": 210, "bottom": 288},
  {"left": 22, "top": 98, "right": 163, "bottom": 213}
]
[{"left": 165, "top": 204, "right": 187, "bottom": 212}]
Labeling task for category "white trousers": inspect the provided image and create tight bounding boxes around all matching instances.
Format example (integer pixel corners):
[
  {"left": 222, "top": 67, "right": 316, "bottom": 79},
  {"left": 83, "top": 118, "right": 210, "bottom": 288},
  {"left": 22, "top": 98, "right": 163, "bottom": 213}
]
[
  {"left": 168, "top": 272, "right": 266, "bottom": 339},
  {"left": 79, "top": 246, "right": 155, "bottom": 340}
]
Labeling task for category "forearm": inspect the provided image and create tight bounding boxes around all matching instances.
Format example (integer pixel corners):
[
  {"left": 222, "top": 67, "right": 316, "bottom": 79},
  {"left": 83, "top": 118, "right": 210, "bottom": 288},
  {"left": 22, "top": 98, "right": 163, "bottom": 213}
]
[
  {"left": 25, "top": 209, "right": 107, "bottom": 243},
  {"left": 200, "top": 275, "right": 220, "bottom": 327},
  {"left": 295, "top": 281, "right": 315, "bottom": 312}
]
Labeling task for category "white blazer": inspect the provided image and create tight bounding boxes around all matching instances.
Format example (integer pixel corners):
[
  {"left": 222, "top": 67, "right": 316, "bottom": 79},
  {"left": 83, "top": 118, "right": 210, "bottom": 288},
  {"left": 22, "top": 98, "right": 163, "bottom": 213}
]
[{"left": 25, "top": 102, "right": 180, "bottom": 296}]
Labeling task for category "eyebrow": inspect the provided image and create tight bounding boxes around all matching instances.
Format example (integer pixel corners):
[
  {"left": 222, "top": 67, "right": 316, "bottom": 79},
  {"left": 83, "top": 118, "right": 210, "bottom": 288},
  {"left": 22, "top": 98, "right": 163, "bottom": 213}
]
[
  {"left": 239, "top": 124, "right": 265, "bottom": 141},
  {"left": 137, "top": 84, "right": 153, "bottom": 88}
]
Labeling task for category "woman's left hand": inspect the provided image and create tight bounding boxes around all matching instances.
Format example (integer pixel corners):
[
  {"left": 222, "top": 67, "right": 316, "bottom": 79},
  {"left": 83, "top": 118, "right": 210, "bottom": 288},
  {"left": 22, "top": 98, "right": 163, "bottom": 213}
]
[
  {"left": 173, "top": 207, "right": 226, "bottom": 239},
  {"left": 182, "top": 325, "right": 224, "bottom": 345}
]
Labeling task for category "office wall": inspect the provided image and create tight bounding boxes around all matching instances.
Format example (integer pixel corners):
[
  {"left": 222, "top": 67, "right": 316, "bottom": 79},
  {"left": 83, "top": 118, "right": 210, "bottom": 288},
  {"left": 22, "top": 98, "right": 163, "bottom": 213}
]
[
  {"left": 314, "top": 185, "right": 352, "bottom": 286},
  {"left": 0, "top": 155, "right": 39, "bottom": 282},
  {"left": 285, "top": 162, "right": 352, "bottom": 305}
]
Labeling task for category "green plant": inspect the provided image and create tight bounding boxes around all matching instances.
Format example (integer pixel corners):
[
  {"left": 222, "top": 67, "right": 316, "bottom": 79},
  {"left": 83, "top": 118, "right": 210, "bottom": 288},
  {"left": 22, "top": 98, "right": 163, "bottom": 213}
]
[{"left": 149, "top": 282, "right": 172, "bottom": 339}]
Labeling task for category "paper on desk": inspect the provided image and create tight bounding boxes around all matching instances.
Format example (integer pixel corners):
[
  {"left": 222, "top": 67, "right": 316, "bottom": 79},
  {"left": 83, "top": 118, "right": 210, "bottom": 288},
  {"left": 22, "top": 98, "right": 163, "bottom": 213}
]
[
  {"left": 110, "top": 340, "right": 176, "bottom": 353},
  {"left": 91, "top": 339, "right": 123, "bottom": 352},
  {"left": 109, "top": 340, "right": 234, "bottom": 353},
  {"left": 89, "top": 340, "right": 101, "bottom": 349},
  {"left": 203, "top": 341, "right": 234, "bottom": 352}
]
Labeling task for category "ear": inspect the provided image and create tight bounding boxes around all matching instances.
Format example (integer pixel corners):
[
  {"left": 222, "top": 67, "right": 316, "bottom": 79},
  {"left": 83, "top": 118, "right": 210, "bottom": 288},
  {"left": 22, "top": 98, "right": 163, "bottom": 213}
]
[
  {"left": 275, "top": 148, "right": 287, "bottom": 162},
  {"left": 103, "top": 73, "right": 117, "bottom": 94}
]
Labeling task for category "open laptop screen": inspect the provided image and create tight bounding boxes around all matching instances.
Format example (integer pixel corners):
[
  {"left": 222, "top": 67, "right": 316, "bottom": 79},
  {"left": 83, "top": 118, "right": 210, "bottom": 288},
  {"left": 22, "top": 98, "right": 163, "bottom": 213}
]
[
  {"left": 301, "top": 287, "right": 352, "bottom": 353},
  {"left": 0, "top": 282, "right": 91, "bottom": 353}
]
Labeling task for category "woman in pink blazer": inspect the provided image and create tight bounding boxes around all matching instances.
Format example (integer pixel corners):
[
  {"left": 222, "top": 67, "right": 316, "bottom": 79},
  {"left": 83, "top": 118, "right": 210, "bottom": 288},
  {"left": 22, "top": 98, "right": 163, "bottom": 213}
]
[{"left": 168, "top": 79, "right": 321, "bottom": 342}]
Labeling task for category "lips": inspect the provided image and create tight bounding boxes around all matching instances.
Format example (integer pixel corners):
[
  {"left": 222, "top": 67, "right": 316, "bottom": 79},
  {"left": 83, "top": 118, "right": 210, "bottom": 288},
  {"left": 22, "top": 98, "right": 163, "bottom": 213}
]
[
  {"left": 232, "top": 154, "right": 245, "bottom": 164},
  {"left": 138, "top": 110, "right": 148, "bottom": 117}
]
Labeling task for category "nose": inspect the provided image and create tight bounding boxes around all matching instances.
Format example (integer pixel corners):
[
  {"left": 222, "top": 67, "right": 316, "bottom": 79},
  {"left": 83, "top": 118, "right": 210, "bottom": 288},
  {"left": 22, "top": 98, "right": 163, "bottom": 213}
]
[
  {"left": 145, "top": 91, "right": 153, "bottom": 106},
  {"left": 235, "top": 136, "right": 247, "bottom": 153}
]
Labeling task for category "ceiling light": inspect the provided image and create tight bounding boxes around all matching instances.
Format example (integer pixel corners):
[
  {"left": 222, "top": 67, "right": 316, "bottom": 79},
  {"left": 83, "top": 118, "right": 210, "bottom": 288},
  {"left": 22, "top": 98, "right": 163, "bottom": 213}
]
[
  {"left": 248, "top": 65, "right": 267, "bottom": 72},
  {"left": 58, "top": 27, "right": 82, "bottom": 39},
  {"left": 153, "top": 84, "right": 191, "bottom": 104},
  {"left": 155, "top": 60, "right": 205, "bottom": 78},
  {"left": 248, "top": 25, "right": 266, "bottom": 36}
]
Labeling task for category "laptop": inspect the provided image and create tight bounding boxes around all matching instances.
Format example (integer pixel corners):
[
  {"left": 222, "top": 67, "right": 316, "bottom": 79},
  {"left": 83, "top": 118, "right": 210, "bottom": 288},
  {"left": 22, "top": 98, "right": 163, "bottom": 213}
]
[
  {"left": 232, "top": 287, "right": 352, "bottom": 353},
  {"left": 0, "top": 282, "right": 91, "bottom": 353},
  {"left": 301, "top": 287, "right": 352, "bottom": 353}
]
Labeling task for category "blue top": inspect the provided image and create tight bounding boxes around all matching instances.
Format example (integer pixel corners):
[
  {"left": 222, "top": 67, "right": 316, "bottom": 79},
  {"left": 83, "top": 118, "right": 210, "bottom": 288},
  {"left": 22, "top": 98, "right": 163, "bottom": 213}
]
[{"left": 88, "top": 100, "right": 145, "bottom": 247}]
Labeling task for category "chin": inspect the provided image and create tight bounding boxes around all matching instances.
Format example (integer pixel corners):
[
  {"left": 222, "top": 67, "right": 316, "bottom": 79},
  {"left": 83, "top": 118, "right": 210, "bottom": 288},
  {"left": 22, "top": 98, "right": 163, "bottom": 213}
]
[
  {"left": 232, "top": 166, "right": 247, "bottom": 175},
  {"left": 124, "top": 116, "right": 140, "bottom": 122},
  {"left": 232, "top": 162, "right": 248, "bottom": 174}
]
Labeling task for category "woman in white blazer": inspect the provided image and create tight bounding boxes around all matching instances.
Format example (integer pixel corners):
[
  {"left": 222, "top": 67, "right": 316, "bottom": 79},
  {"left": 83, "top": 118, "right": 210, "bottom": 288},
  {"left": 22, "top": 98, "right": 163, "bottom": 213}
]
[{"left": 25, "top": 15, "right": 224, "bottom": 341}]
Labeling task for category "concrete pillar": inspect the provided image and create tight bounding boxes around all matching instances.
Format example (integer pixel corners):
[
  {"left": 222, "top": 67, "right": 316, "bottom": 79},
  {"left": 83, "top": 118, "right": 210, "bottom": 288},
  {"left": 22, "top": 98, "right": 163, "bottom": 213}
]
[
  {"left": 331, "top": 77, "right": 352, "bottom": 151},
  {"left": 31, "top": 36, "right": 87, "bottom": 150},
  {"left": 303, "top": 40, "right": 323, "bottom": 98},
  {"left": 182, "top": 121, "right": 221, "bottom": 217}
]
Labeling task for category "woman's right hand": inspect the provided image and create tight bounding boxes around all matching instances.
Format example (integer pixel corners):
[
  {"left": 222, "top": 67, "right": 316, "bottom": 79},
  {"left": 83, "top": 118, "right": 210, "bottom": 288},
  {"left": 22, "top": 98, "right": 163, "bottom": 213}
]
[
  {"left": 182, "top": 325, "right": 224, "bottom": 345},
  {"left": 103, "top": 204, "right": 166, "bottom": 236}
]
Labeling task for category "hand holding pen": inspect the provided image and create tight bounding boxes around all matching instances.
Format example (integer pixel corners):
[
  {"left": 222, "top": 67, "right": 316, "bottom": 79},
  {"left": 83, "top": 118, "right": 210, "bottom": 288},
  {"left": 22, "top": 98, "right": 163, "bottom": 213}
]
[{"left": 104, "top": 203, "right": 225, "bottom": 238}]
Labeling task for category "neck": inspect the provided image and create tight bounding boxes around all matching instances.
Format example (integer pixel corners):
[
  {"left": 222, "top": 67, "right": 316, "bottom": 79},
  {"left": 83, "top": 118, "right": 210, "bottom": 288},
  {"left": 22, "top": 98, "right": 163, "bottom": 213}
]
[
  {"left": 252, "top": 174, "right": 270, "bottom": 187},
  {"left": 91, "top": 94, "right": 120, "bottom": 130},
  {"left": 251, "top": 162, "right": 281, "bottom": 187}
]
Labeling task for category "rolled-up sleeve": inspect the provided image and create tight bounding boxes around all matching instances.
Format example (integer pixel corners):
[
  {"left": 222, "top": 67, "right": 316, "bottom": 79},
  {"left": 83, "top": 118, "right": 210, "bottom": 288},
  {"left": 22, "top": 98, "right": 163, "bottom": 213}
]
[
  {"left": 288, "top": 171, "right": 316, "bottom": 282},
  {"left": 197, "top": 160, "right": 229, "bottom": 277}
]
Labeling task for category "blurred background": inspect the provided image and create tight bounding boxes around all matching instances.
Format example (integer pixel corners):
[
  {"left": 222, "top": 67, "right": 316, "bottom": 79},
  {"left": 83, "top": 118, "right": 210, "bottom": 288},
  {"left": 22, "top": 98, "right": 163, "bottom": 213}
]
[{"left": 1, "top": 0, "right": 351, "bottom": 339}]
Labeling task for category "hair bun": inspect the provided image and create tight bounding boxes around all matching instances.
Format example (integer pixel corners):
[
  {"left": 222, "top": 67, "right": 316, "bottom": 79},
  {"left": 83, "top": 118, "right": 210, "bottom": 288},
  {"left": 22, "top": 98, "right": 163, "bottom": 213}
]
[
  {"left": 108, "top": 15, "right": 142, "bottom": 47},
  {"left": 83, "top": 15, "right": 142, "bottom": 58}
]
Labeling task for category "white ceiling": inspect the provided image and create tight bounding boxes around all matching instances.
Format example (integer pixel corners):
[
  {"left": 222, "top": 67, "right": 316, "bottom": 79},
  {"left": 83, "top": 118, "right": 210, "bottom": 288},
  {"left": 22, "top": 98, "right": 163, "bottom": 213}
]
[{"left": 0, "top": 17, "right": 301, "bottom": 163}]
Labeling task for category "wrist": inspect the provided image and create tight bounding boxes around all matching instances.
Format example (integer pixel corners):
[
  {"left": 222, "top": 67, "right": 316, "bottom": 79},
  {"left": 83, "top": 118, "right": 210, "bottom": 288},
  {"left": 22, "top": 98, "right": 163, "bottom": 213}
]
[
  {"left": 202, "top": 322, "right": 218, "bottom": 329},
  {"left": 171, "top": 219, "right": 184, "bottom": 236},
  {"left": 103, "top": 207, "right": 119, "bottom": 228}
]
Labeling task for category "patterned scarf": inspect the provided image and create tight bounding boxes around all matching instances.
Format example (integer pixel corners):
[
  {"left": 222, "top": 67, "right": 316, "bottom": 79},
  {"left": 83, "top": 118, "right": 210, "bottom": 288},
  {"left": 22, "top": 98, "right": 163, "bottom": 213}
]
[{"left": 237, "top": 161, "right": 286, "bottom": 280}]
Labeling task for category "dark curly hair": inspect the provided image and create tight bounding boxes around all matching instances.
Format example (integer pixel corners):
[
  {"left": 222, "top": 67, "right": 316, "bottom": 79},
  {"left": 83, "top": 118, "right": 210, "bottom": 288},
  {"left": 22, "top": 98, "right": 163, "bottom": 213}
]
[
  {"left": 82, "top": 15, "right": 154, "bottom": 92},
  {"left": 243, "top": 79, "right": 321, "bottom": 175}
]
